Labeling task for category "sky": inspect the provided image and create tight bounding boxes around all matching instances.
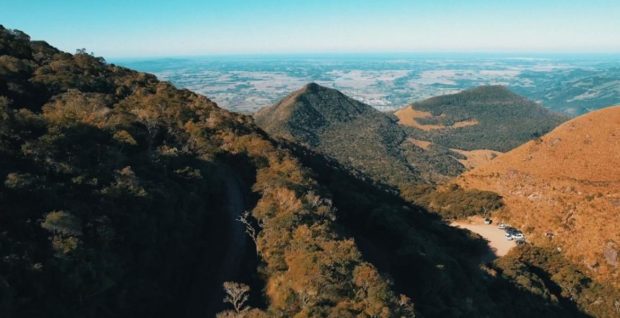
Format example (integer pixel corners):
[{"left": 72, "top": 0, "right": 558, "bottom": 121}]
[{"left": 1, "top": 0, "right": 620, "bottom": 58}]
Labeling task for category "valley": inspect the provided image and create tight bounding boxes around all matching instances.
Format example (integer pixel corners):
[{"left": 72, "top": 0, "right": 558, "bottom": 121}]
[
  {"left": 252, "top": 78, "right": 620, "bottom": 317},
  {"left": 117, "top": 54, "right": 620, "bottom": 115},
  {"left": 1, "top": 23, "right": 620, "bottom": 318}
]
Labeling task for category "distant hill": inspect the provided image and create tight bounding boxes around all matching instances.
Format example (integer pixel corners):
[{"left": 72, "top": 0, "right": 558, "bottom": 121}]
[
  {"left": 395, "top": 86, "right": 569, "bottom": 152},
  {"left": 510, "top": 68, "right": 620, "bottom": 115},
  {"left": 255, "top": 83, "right": 465, "bottom": 185},
  {"left": 255, "top": 83, "right": 388, "bottom": 146},
  {"left": 457, "top": 106, "right": 620, "bottom": 315},
  {"left": 1, "top": 25, "right": 606, "bottom": 318}
]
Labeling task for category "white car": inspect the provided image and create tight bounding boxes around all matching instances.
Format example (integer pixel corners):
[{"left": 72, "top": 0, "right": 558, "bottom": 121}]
[
  {"left": 498, "top": 223, "right": 508, "bottom": 229},
  {"left": 514, "top": 233, "right": 524, "bottom": 239}
]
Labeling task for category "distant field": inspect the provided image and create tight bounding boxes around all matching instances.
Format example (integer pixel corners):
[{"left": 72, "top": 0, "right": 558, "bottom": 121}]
[{"left": 114, "top": 54, "right": 620, "bottom": 114}]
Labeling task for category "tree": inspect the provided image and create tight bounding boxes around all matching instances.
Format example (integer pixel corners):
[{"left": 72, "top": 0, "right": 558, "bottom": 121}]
[
  {"left": 223, "top": 281, "right": 250, "bottom": 314},
  {"left": 237, "top": 211, "right": 260, "bottom": 253}
]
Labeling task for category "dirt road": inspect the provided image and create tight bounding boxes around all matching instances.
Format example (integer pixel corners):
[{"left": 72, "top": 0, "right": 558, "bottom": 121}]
[
  {"left": 187, "top": 170, "right": 248, "bottom": 317},
  {"left": 451, "top": 217, "right": 516, "bottom": 260}
]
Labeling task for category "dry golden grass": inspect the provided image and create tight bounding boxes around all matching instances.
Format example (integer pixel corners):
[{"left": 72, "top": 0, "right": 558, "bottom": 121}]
[
  {"left": 451, "top": 148, "right": 502, "bottom": 170},
  {"left": 457, "top": 105, "right": 620, "bottom": 287},
  {"left": 395, "top": 105, "right": 479, "bottom": 131},
  {"left": 408, "top": 138, "right": 501, "bottom": 170},
  {"left": 394, "top": 106, "right": 443, "bottom": 130},
  {"left": 451, "top": 118, "right": 480, "bottom": 128},
  {"left": 408, "top": 138, "right": 432, "bottom": 150}
]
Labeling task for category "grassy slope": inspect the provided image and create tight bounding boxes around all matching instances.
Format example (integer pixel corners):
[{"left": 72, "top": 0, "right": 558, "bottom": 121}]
[{"left": 458, "top": 106, "right": 620, "bottom": 316}]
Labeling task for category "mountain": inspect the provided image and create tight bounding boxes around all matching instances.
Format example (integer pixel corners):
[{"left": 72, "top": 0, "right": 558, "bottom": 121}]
[
  {"left": 0, "top": 25, "right": 602, "bottom": 318},
  {"left": 0, "top": 25, "right": 419, "bottom": 317},
  {"left": 395, "top": 86, "right": 570, "bottom": 152},
  {"left": 255, "top": 83, "right": 465, "bottom": 185},
  {"left": 457, "top": 106, "right": 620, "bottom": 316},
  {"left": 255, "top": 82, "right": 378, "bottom": 144}
]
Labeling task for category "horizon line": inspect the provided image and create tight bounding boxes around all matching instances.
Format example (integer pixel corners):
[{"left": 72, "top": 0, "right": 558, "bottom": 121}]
[{"left": 107, "top": 50, "right": 620, "bottom": 61}]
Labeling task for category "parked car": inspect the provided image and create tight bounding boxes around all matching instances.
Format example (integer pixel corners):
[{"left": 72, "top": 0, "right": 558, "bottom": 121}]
[
  {"left": 484, "top": 218, "right": 492, "bottom": 225},
  {"left": 498, "top": 223, "right": 508, "bottom": 229}
]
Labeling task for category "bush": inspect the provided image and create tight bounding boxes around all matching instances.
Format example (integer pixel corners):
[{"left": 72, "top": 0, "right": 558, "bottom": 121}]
[{"left": 402, "top": 183, "right": 504, "bottom": 219}]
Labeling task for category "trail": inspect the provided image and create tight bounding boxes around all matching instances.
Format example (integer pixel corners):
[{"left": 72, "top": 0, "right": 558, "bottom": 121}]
[
  {"left": 186, "top": 171, "right": 248, "bottom": 317},
  {"left": 218, "top": 173, "right": 247, "bottom": 282}
]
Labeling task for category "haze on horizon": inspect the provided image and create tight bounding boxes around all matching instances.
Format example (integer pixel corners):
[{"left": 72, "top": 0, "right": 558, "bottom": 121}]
[{"left": 2, "top": 0, "right": 620, "bottom": 58}]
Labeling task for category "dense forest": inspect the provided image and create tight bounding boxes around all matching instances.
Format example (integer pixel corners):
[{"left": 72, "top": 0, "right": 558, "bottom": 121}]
[
  {"left": 0, "top": 25, "right": 415, "bottom": 317},
  {"left": 0, "top": 25, "right": 609, "bottom": 317},
  {"left": 255, "top": 83, "right": 465, "bottom": 187}
]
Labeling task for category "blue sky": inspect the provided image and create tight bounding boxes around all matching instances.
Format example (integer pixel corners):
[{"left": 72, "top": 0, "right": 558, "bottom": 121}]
[{"left": 1, "top": 0, "right": 620, "bottom": 58}]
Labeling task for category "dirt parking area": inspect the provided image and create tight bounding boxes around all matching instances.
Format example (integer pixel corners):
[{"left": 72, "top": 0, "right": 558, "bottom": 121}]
[{"left": 451, "top": 216, "right": 516, "bottom": 259}]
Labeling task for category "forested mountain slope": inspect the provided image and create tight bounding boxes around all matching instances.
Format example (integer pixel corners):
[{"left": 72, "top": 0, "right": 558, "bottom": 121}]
[
  {"left": 0, "top": 25, "right": 598, "bottom": 318},
  {"left": 255, "top": 83, "right": 465, "bottom": 185},
  {"left": 0, "top": 25, "right": 416, "bottom": 317},
  {"left": 395, "top": 86, "right": 569, "bottom": 152}
]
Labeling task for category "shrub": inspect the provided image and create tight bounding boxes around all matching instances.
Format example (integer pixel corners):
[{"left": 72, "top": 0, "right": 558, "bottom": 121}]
[{"left": 403, "top": 183, "right": 504, "bottom": 219}]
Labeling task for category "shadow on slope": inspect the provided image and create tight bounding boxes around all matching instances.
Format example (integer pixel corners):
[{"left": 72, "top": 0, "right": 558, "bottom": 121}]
[
  {"left": 286, "top": 142, "right": 589, "bottom": 317},
  {"left": 184, "top": 153, "right": 266, "bottom": 318}
]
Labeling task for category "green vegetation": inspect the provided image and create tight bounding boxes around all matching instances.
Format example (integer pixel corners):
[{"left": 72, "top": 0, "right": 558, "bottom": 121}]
[
  {"left": 402, "top": 183, "right": 504, "bottom": 219},
  {"left": 404, "top": 86, "right": 570, "bottom": 152},
  {"left": 0, "top": 25, "right": 608, "bottom": 318},
  {"left": 0, "top": 26, "right": 412, "bottom": 317},
  {"left": 254, "top": 83, "right": 465, "bottom": 187},
  {"left": 497, "top": 245, "right": 620, "bottom": 317},
  {"left": 288, "top": 144, "right": 587, "bottom": 317},
  {"left": 401, "top": 140, "right": 466, "bottom": 182},
  {"left": 255, "top": 83, "right": 422, "bottom": 186}
]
